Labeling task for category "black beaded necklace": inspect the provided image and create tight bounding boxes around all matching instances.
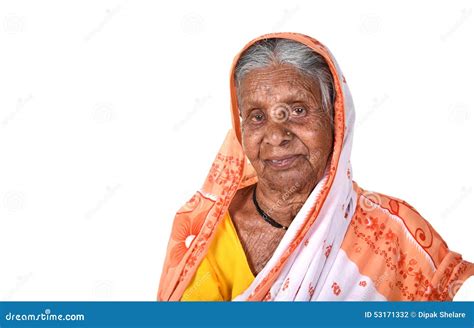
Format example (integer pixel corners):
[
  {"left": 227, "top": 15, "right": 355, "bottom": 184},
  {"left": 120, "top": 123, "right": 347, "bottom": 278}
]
[{"left": 252, "top": 186, "right": 289, "bottom": 230}]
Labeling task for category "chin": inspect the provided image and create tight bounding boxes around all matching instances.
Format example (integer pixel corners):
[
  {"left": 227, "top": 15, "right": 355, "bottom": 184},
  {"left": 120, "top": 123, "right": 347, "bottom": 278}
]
[{"left": 260, "top": 167, "right": 310, "bottom": 192}]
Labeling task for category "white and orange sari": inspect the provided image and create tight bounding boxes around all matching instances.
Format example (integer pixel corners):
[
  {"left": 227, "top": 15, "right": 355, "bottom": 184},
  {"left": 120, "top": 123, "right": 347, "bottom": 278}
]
[{"left": 157, "top": 32, "right": 473, "bottom": 301}]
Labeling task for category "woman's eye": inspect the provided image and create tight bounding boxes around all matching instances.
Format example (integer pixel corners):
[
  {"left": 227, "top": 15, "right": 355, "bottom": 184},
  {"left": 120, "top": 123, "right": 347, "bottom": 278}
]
[
  {"left": 251, "top": 113, "right": 265, "bottom": 122},
  {"left": 292, "top": 107, "right": 306, "bottom": 116}
]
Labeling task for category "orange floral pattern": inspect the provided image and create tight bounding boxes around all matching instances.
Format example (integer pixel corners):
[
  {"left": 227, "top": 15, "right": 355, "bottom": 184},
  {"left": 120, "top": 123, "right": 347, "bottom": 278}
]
[
  {"left": 308, "top": 283, "right": 315, "bottom": 298},
  {"left": 325, "top": 244, "right": 333, "bottom": 258},
  {"left": 341, "top": 185, "right": 474, "bottom": 301},
  {"left": 332, "top": 282, "right": 341, "bottom": 296}
]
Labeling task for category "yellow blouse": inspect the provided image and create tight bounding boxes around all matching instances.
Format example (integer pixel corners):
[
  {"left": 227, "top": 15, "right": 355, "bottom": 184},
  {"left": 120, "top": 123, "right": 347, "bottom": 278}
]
[{"left": 180, "top": 212, "right": 255, "bottom": 301}]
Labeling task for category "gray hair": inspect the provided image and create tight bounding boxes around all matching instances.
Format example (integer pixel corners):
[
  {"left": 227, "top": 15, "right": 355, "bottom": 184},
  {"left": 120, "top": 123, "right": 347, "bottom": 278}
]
[{"left": 234, "top": 38, "right": 335, "bottom": 125}]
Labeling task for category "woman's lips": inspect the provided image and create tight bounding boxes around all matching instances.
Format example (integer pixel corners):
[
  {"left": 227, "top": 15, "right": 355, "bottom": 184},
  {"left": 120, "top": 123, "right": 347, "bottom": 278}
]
[{"left": 264, "top": 155, "right": 300, "bottom": 170}]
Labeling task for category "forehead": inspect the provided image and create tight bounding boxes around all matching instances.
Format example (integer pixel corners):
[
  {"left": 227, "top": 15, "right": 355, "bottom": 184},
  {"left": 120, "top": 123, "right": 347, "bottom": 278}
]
[{"left": 239, "top": 64, "right": 320, "bottom": 104}]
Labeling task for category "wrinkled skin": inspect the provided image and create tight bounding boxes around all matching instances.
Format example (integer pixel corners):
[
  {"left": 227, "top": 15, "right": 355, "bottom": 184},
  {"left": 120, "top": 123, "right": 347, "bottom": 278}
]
[{"left": 229, "top": 64, "right": 334, "bottom": 275}]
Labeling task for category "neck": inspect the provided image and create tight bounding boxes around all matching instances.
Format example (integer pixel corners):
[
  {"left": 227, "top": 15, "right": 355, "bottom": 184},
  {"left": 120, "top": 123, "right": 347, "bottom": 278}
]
[{"left": 254, "top": 180, "right": 316, "bottom": 227}]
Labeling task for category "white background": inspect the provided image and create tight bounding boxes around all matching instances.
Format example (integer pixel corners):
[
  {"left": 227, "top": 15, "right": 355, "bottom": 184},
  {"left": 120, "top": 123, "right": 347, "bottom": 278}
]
[{"left": 0, "top": 0, "right": 472, "bottom": 301}]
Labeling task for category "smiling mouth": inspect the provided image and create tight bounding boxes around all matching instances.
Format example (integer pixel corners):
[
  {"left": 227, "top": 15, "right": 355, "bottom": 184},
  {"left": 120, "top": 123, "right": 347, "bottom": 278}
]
[{"left": 264, "top": 155, "right": 300, "bottom": 170}]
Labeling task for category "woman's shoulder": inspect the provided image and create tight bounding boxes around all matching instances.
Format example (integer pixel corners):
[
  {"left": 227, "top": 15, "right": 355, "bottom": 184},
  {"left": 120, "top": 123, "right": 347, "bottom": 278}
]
[
  {"left": 342, "top": 183, "right": 474, "bottom": 300},
  {"left": 351, "top": 182, "right": 449, "bottom": 268}
]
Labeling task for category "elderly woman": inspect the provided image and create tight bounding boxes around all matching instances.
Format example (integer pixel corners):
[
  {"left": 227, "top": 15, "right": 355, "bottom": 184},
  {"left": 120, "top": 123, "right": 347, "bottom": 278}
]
[{"left": 157, "top": 33, "right": 473, "bottom": 301}]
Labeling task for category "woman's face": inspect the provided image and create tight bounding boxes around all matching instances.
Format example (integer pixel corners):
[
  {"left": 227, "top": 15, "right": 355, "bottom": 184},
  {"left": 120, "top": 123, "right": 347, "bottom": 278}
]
[{"left": 239, "top": 64, "right": 334, "bottom": 192}]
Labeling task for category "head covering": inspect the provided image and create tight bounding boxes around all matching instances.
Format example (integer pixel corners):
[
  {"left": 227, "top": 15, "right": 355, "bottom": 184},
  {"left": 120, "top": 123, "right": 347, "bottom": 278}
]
[{"left": 157, "top": 32, "right": 473, "bottom": 301}]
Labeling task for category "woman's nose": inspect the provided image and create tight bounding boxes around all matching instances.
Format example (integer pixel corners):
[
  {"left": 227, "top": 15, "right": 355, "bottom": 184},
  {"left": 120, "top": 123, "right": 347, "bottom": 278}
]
[{"left": 263, "top": 121, "right": 292, "bottom": 147}]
